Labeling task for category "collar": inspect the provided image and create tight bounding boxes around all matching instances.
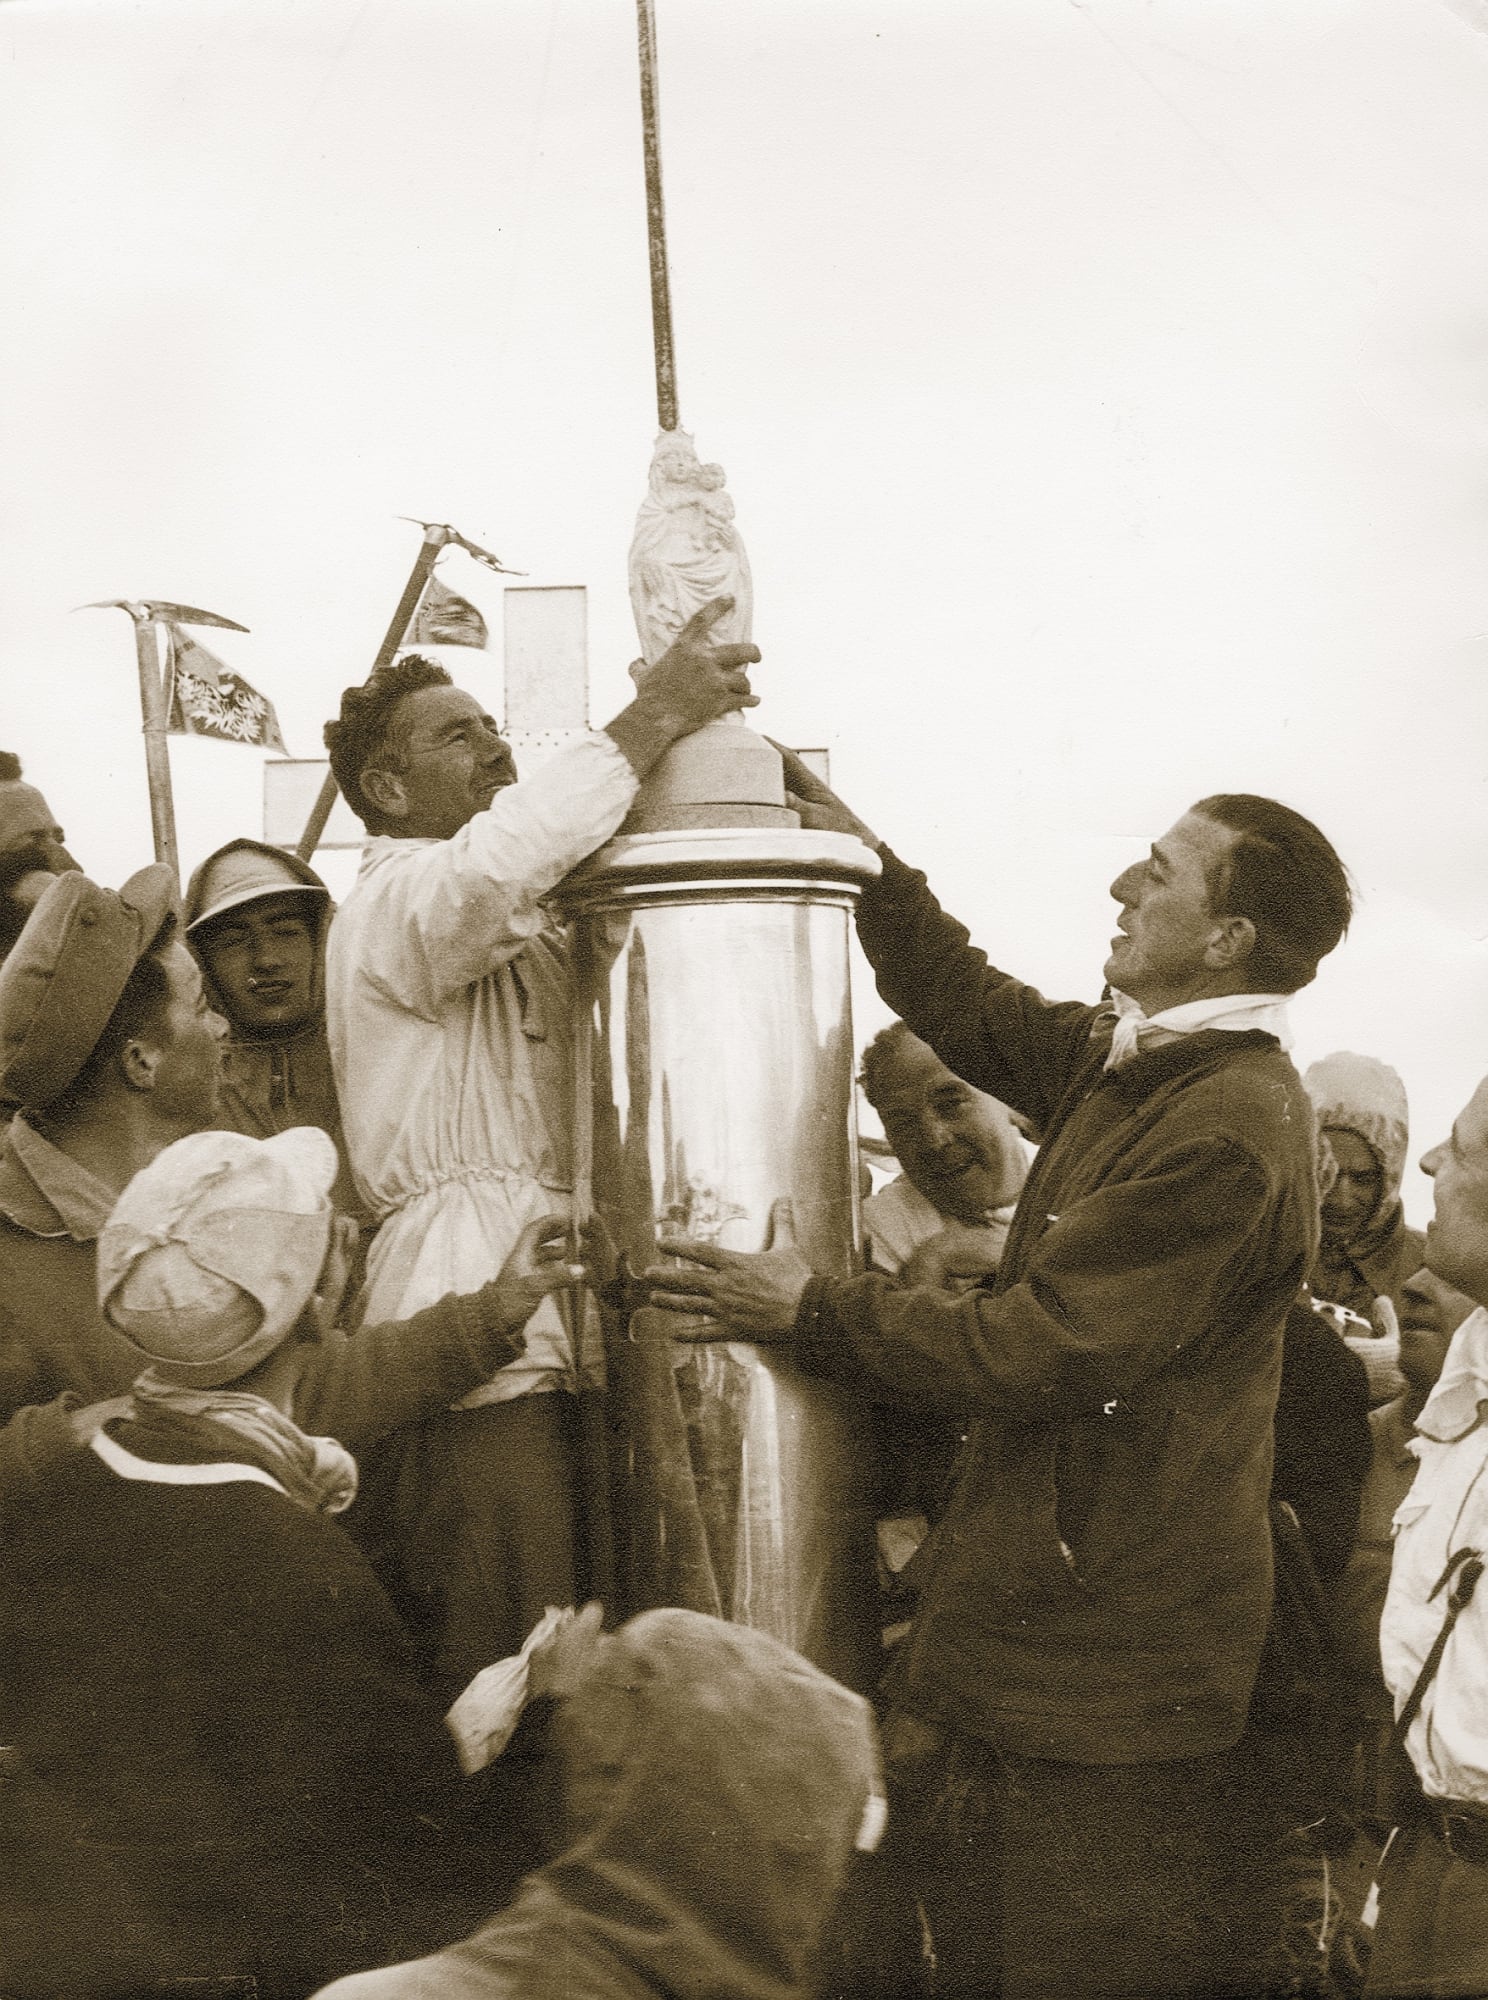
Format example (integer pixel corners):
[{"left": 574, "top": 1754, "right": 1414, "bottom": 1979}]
[
  {"left": 1414, "top": 1306, "right": 1488, "bottom": 1444},
  {"left": 0, "top": 1113, "right": 119, "bottom": 1242},
  {"left": 1100, "top": 989, "right": 1292, "bottom": 1073},
  {"left": 90, "top": 1427, "right": 288, "bottom": 1497}
]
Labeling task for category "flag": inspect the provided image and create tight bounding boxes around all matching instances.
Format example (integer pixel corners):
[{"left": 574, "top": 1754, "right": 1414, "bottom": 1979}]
[
  {"left": 164, "top": 626, "right": 289, "bottom": 753},
  {"left": 406, "top": 575, "right": 489, "bottom": 650}
]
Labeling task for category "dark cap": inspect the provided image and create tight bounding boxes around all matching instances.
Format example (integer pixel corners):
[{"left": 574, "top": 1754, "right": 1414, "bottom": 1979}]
[{"left": 0, "top": 865, "right": 179, "bottom": 1111}]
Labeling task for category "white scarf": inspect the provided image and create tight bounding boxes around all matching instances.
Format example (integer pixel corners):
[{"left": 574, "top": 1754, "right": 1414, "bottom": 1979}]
[
  {"left": 127, "top": 1376, "right": 359, "bottom": 1515},
  {"left": 1103, "top": 989, "right": 1293, "bottom": 1073}
]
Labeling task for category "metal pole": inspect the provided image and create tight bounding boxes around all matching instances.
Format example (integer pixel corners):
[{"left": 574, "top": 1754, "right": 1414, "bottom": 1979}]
[
  {"left": 295, "top": 524, "right": 450, "bottom": 861},
  {"left": 132, "top": 612, "right": 180, "bottom": 883},
  {"left": 636, "top": 0, "right": 680, "bottom": 432}
]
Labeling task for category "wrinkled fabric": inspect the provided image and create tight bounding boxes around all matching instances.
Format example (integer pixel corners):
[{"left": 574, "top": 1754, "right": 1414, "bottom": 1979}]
[
  {"left": 0, "top": 1417, "right": 516, "bottom": 1997},
  {"left": 325, "top": 731, "right": 635, "bottom": 1404},
  {"left": 1102, "top": 986, "right": 1293, "bottom": 1072},
  {"left": 1379, "top": 1308, "right": 1488, "bottom": 1807},
  {"left": 313, "top": 1609, "right": 882, "bottom": 2000},
  {"left": 125, "top": 1378, "right": 359, "bottom": 1514}
]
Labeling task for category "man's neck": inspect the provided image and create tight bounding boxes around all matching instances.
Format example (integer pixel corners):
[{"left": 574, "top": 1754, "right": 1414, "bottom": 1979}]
[
  {"left": 1121, "top": 973, "right": 1253, "bottom": 1017},
  {"left": 37, "top": 1099, "right": 180, "bottom": 1198}
]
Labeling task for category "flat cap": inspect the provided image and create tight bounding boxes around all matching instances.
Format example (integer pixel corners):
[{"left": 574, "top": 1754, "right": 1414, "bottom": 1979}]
[{"left": 0, "top": 864, "right": 178, "bottom": 1111}]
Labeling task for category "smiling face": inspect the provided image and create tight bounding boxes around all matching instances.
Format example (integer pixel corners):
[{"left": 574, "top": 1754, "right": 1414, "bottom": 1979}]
[
  {"left": 1319, "top": 1127, "right": 1386, "bottom": 1246},
  {"left": 195, "top": 891, "right": 321, "bottom": 1039},
  {"left": 369, "top": 684, "right": 518, "bottom": 841},
  {"left": 1104, "top": 811, "right": 1250, "bottom": 1015},
  {"left": 873, "top": 1035, "right": 1023, "bottom": 1225},
  {"left": 1421, "top": 1077, "right": 1488, "bottom": 1308}
]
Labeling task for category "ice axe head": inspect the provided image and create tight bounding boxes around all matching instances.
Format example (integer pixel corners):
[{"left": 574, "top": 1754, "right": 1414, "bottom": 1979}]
[
  {"left": 78, "top": 600, "right": 249, "bottom": 631},
  {"left": 396, "top": 519, "right": 526, "bottom": 577}
]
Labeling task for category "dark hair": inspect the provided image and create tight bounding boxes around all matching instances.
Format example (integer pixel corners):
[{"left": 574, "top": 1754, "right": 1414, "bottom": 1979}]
[
  {"left": 1192, "top": 794, "right": 1352, "bottom": 994},
  {"left": 858, "top": 1022, "right": 915, "bottom": 1110},
  {"left": 323, "top": 655, "right": 452, "bottom": 828},
  {"left": 44, "top": 948, "right": 174, "bottom": 1117},
  {"left": 0, "top": 752, "right": 22, "bottom": 783}
]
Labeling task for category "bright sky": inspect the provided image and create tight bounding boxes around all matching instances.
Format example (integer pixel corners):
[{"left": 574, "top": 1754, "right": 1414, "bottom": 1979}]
[{"left": 2, "top": 0, "right": 1486, "bottom": 1219}]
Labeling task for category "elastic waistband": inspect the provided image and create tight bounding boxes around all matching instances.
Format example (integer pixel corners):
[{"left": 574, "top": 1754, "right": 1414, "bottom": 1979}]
[{"left": 374, "top": 1162, "right": 573, "bottom": 1218}]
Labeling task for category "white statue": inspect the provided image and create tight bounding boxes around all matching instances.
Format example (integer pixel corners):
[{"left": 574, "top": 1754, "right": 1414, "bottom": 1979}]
[{"left": 628, "top": 429, "right": 754, "bottom": 671}]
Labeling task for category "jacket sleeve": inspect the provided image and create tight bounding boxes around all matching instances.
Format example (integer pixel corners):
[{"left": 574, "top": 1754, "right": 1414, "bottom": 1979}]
[
  {"left": 855, "top": 847, "right": 1099, "bottom": 1133},
  {"left": 796, "top": 1135, "right": 1276, "bottom": 1420},
  {"left": 358, "top": 732, "right": 637, "bottom": 1009},
  {"left": 294, "top": 1286, "right": 529, "bottom": 1452},
  {"left": 1270, "top": 1309, "right": 1373, "bottom": 1585}
]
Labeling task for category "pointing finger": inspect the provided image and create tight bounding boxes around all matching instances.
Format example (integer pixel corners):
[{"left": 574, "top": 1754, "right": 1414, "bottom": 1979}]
[{"left": 676, "top": 597, "right": 735, "bottom": 641}]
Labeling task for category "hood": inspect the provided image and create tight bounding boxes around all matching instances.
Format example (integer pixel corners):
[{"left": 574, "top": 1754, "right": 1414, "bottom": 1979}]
[
  {"left": 183, "top": 839, "right": 332, "bottom": 1032},
  {"left": 1303, "top": 1050, "right": 1409, "bottom": 1232},
  {"left": 312, "top": 1610, "right": 883, "bottom": 2000}
]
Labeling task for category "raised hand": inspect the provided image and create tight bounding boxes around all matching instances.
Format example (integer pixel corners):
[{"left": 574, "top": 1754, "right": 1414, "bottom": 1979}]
[
  {"left": 768, "top": 739, "right": 880, "bottom": 847},
  {"left": 640, "top": 596, "right": 762, "bottom": 733},
  {"left": 489, "top": 1214, "right": 587, "bottom": 1332}
]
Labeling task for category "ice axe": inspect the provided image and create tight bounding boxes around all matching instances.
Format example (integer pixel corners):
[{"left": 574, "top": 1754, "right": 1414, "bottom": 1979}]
[
  {"left": 295, "top": 520, "right": 524, "bottom": 861},
  {"left": 79, "top": 598, "right": 250, "bottom": 885}
]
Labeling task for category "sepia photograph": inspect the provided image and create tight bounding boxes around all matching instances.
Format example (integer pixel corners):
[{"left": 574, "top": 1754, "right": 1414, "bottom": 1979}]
[{"left": 2, "top": 1, "right": 1488, "bottom": 1995}]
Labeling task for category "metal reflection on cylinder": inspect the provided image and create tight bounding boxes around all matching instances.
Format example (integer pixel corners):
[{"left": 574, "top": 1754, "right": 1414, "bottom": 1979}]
[{"left": 561, "top": 828, "right": 882, "bottom": 1692}]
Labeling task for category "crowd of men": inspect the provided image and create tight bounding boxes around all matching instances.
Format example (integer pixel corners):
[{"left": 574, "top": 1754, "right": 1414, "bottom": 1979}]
[{"left": 1, "top": 602, "right": 1486, "bottom": 2000}]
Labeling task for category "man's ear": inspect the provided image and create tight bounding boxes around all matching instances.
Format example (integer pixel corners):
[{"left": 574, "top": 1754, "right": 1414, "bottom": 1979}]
[
  {"left": 360, "top": 764, "right": 407, "bottom": 821},
  {"left": 1206, "top": 914, "right": 1257, "bottom": 976},
  {"left": 117, "top": 1034, "right": 162, "bottom": 1095}
]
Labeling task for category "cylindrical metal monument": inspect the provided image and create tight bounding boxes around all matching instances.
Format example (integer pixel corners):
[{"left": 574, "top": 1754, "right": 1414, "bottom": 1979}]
[{"left": 561, "top": 825, "right": 882, "bottom": 1692}]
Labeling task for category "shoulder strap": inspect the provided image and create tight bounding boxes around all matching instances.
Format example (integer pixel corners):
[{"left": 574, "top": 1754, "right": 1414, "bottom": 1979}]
[{"left": 1389, "top": 1545, "right": 1484, "bottom": 1758}]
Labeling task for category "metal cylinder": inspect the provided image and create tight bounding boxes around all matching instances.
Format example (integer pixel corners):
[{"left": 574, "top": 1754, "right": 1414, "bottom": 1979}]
[{"left": 561, "top": 827, "right": 882, "bottom": 1693}]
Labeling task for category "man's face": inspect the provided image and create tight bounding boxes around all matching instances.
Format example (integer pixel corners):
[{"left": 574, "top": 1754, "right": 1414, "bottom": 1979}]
[
  {"left": 874, "top": 1035, "right": 1021, "bottom": 1225},
  {"left": 1397, "top": 1266, "right": 1477, "bottom": 1400},
  {"left": 377, "top": 685, "right": 517, "bottom": 840},
  {"left": 1421, "top": 1076, "right": 1488, "bottom": 1307},
  {"left": 1104, "top": 811, "right": 1240, "bottom": 1015},
  {"left": 1319, "top": 1127, "right": 1385, "bottom": 1245},
  {"left": 149, "top": 941, "right": 229, "bottom": 1129},
  {"left": 195, "top": 892, "right": 319, "bottom": 1039}
]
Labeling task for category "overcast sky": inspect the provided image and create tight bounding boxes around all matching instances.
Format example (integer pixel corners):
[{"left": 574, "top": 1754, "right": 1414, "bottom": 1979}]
[{"left": 2, "top": 0, "right": 1486, "bottom": 1216}]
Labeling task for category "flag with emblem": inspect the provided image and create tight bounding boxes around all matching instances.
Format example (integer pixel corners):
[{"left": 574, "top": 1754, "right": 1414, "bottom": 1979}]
[
  {"left": 164, "top": 625, "right": 289, "bottom": 753},
  {"left": 406, "top": 575, "right": 489, "bottom": 650}
]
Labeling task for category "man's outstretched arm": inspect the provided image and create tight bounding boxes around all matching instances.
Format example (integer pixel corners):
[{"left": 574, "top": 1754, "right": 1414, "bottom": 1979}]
[
  {"left": 645, "top": 1136, "right": 1278, "bottom": 1421},
  {"left": 777, "top": 747, "right": 1096, "bottom": 1131}
]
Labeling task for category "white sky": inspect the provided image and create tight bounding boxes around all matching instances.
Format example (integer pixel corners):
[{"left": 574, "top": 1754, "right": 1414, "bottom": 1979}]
[{"left": 1, "top": 0, "right": 1485, "bottom": 1219}]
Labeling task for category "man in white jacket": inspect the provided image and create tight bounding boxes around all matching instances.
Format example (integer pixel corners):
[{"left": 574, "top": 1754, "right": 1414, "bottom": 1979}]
[
  {"left": 324, "top": 597, "right": 757, "bottom": 1696},
  {"left": 1368, "top": 1072, "right": 1488, "bottom": 1997}
]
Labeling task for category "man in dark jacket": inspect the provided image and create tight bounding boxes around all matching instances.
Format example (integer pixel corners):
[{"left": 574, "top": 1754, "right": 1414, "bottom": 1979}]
[
  {"left": 646, "top": 772, "right": 1352, "bottom": 2000},
  {"left": 0, "top": 1126, "right": 582, "bottom": 1998}
]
